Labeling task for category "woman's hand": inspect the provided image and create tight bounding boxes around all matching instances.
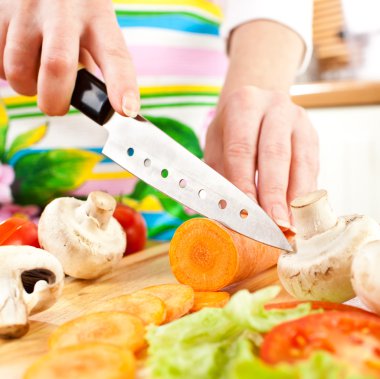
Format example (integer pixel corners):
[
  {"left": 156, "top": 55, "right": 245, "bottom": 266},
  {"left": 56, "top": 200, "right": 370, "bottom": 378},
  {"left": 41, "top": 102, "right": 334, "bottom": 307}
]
[
  {"left": 204, "top": 86, "right": 319, "bottom": 231},
  {"left": 0, "top": 0, "right": 139, "bottom": 117}
]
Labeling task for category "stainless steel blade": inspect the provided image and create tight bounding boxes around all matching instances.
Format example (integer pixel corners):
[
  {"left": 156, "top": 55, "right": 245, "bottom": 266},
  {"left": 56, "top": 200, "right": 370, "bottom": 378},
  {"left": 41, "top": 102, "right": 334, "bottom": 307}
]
[{"left": 103, "top": 114, "right": 292, "bottom": 251}]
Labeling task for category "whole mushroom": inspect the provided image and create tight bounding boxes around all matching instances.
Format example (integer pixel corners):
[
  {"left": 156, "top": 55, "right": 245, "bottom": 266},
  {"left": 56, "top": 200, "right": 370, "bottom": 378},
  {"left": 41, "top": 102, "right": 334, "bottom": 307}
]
[
  {"left": 0, "top": 245, "right": 64, "bottom": 338},
  {"left": 277, "top": 189, "right": 380, "bottom": 302},
  {"left": 38, "top": 191, "right": 126, "bottom": 279}
]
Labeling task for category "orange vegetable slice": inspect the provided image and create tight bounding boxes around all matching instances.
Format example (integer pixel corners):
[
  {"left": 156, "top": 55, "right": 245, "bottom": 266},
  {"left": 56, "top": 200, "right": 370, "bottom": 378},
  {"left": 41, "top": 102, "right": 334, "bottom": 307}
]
[
  {"left": 24, "top": 343, "right": 135, "bottom": 379},
  {"left": 96, "top": 292, "right": 166, "bottom": 325},
  {"left": 190, "top": 291, "right": 231, "bottom": 313},
  {"left": 169, "top": 218, "right": 282, "bottom": 291},
  {"left": 49, "top": 312, "right": 145, "bottom": 353},
  {"left": 135, "top": 283, "right": 194, "bottom": 322}
]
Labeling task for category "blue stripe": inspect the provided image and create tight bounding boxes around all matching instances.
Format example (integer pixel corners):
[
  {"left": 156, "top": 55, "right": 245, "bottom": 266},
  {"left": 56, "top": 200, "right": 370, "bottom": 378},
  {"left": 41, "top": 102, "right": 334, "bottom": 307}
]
[
  {"left": 8, "top": 147, "right": 116, "bottom": 166},
  {"left": 116, "top": 14, "right": 219, "bottom": 35}
]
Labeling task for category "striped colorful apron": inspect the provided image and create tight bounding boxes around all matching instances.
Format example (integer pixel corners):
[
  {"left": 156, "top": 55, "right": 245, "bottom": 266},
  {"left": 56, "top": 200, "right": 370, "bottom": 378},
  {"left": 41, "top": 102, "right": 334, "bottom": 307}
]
[{"left": 0, "top": 0, "right": 228, "bottom": 240}]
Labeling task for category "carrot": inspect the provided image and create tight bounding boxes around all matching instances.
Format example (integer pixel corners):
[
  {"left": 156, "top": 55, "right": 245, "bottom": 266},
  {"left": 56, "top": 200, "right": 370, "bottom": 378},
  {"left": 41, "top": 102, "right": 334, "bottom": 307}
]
[
  {"left": 95, "top": 292, "right": 166, "bottom": 325},
  {"left": 190, "top": 291, "right": 231, "bottom": 313},
  {"left": 49, "top": 312, "right": 146, "bottom": 353},
  {"left": 135, "top": 283, "right": 194, "bottom": 322},
  {"left": 24, "top": 343, "right": 135, "bottom": 379},
  {"left": 169, "top": 218, "right": 283, "bottom": 291}
]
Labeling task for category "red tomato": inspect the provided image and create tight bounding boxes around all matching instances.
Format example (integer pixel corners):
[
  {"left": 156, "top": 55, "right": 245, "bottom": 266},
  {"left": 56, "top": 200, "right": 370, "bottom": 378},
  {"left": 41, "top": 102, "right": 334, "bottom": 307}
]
[
  {"left": 0, "top": 217, "right": 40, "bottom": 247},
  {"left": 265, "top": 300, "right": 375, "bottom": 315},
  {"left": 260, "top": 311, "right": 380, "bottom": 377},
  {"left": 113, "top": 203, "right": 147, "bottom": 255}
]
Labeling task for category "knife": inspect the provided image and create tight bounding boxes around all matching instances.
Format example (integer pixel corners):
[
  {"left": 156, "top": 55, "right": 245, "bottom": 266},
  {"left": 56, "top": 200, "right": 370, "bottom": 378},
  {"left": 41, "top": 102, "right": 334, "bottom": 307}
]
[{"left": 70, "top": 68, "right": 292, "bottom": 251}]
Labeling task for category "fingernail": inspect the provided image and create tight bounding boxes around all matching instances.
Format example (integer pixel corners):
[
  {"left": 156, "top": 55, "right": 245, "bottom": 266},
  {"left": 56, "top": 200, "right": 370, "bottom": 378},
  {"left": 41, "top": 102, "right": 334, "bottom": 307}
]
[
  {"left": 122, "top": 93, "right": 139, "bottom": 118},
  {"left": 271, "top": 204, "right": 290, "bottom": 230}
]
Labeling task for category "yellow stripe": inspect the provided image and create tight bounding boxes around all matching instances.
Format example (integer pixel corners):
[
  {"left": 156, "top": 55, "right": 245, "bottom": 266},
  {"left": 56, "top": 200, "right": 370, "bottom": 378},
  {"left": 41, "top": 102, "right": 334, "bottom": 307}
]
[
  {"left": 140, "top": 84, "right": 220, "bottom": 95},
  {"left": 3, "top": 95, "right": 37, "bottom": 107},
  {"left": 112, "top": 0, "right": 222, "bottom": 19},
  {"left": 89, "top": 171, "right": 135, "bottom": 180},
  {"left": 3, "top": 85, "right": 221, "bottom": 107}
]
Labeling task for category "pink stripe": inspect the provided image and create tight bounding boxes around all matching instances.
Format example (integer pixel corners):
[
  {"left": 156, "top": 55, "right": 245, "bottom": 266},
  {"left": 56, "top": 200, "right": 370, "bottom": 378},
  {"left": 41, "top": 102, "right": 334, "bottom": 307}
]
[
  {"left": 0, "top": 79, "right": 8, "bottom": 88},
  {"left": 129, "top": 46, "right": 227, "bottom": 77},
  {"left": 70, "top": 178, "right": 138, "bottom": 197}
]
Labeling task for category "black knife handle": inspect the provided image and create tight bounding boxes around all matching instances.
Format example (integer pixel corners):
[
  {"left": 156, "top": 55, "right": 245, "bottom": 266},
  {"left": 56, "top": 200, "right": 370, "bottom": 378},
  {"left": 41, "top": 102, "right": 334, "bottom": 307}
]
[{"left": 70, "top": 68, "right": 115, "bottom": 126}]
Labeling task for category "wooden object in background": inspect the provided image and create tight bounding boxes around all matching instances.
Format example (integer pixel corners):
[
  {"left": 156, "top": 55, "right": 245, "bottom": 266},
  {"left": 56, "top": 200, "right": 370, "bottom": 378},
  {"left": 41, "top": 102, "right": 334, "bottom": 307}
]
[{"left": 313, "top": 0, "right": 350, "bottom": 72}]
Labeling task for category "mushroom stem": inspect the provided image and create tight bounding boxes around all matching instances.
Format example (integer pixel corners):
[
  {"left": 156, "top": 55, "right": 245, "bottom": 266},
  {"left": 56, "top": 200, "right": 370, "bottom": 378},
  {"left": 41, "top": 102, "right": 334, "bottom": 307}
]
[
  {"left": 0, "top": 274, "right": 29, "bottom": 338},
  {"left": 290, "top": 189, "right": 338, "bottom": 240},
  {"left": 84, "top": 191, "right": 116, "bottom": 229}
]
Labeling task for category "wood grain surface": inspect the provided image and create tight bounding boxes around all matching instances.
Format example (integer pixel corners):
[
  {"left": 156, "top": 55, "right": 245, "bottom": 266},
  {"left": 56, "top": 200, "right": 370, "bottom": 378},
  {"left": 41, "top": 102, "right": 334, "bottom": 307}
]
[{"left": 0, "top": 242, "right": 290, "bottom": 379}]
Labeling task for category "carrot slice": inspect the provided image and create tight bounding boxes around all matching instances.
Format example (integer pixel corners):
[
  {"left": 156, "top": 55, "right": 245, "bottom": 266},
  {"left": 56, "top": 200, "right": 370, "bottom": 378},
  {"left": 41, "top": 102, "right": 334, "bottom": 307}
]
[
  {"left": 169, "top": 218, "right": 282, "bottom": 291},
  {"left": 24, "top": 343, "right": 135, "bottom": 379},
  {"left": 95, "top": 292, "right": 166, "bottom": 325},
  {"left": 49, "top": 312, "right": 146, "bottom": 353},
  {"left": 135, "top": 283, "right": 194, "bottom": 322},
  {"left": 190, "top": 291, "right": 231, "bottom": 313}
]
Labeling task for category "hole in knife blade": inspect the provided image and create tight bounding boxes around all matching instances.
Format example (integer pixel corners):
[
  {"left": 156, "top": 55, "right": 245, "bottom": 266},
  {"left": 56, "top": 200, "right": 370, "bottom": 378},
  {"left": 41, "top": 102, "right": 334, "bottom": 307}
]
[
  {"left": 161, "top": 169, "right": 169, "bottom": 178},
  {"left": 218, "top": 199, "right": 227, "bottom": 209},
  {"left": 179, "top": 179, "right": 187, "bottom": 188},
  {"left": 127, "top": 147, "right": 134, "bottom": 156},
  {"left": 240, "top": 209, "right": 248, "bottom": 218},
  {"left": 198, "top": 189, "right": 206, "bottom": 199},
  {"left": 144, "top": 158, "right": 151, "bottom": 167}
]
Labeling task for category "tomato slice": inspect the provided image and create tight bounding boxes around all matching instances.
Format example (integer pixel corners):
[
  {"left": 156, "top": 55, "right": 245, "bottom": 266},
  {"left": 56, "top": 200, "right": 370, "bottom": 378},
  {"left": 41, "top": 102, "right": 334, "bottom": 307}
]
[
  {"left": 265, "top": 300, "right": 374, "bottom": 315},
  {"left": 0, "top": 217, "right": 40, "bottom": 247},
  {"left": 260, "top": 311, "right": 380, "bottom": 376}
]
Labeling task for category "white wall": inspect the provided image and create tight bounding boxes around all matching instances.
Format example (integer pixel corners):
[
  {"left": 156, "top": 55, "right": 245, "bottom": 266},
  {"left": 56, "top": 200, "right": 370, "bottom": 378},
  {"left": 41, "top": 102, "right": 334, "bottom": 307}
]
[{"left": 308, "top": 105, "right": 380, "bottom": 221}]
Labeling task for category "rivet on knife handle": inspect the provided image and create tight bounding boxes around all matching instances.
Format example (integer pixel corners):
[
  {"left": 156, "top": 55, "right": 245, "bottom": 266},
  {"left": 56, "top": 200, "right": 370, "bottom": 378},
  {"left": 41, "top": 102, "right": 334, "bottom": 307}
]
[{"left": 71, "top": 68, "right": 114, "bottom": 125}]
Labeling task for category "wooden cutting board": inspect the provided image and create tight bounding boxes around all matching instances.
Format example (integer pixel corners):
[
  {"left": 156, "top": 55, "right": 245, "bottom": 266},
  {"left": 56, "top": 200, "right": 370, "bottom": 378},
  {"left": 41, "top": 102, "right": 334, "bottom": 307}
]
[{"left": 0, "top": 242, "right": 290, "bottom": 379}]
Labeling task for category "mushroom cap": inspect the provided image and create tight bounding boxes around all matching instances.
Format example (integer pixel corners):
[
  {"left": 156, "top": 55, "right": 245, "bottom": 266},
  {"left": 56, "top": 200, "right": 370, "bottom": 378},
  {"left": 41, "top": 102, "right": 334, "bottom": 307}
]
[
  {"left": 352, "top": 240, "right": 380, "bottom": 314},
  {"left": 0, "top": 246, "right": 64, "bottom": 314},
  {"left": 38, "top": 196, "right": 126, "bottom": 279},
  {"left": 278, "top": 215, "right": 380, "bottom": 302},
  {"left": 0, "top": 246, "right": 64, "bottom": 338}
]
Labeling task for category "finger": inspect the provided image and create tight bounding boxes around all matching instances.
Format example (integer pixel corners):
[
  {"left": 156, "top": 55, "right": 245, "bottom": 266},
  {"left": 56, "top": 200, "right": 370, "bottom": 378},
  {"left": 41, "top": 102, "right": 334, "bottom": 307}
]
[
  {"left": 257, "top": 105, "right": 294, "bottom": 227},
  {"left": 37, "top": 21, "right": 80, "bottom": 115},
  {"left": 0, "top": 19, "right": 8, "bottom": 79},
  {"left": 204, "top": 117, "right": 225, "bottom": 177},
  {"left": 79, "top": 47, "right": 98, "bottom": 75},
  {"left": 222, "top": 89, "right": 264, "bottom": 201},
  {"left": 84, "top": 10, "right": 139, "bottom": 117},
  {"left": 287, "top": 108, "right": 320, "bottom": 203},
  {"left": 3, "top": 14, "right": 40, "bottom": 95}
]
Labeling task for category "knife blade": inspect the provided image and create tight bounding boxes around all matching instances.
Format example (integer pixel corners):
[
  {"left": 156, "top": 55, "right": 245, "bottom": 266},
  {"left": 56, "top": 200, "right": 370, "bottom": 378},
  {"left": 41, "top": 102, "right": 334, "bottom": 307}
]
[{"left": 70, "top": 68, "right": 292, "bottom": 251}]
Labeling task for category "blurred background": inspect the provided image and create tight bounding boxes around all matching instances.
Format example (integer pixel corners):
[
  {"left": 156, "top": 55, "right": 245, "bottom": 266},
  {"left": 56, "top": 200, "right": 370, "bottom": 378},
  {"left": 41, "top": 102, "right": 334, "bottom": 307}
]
[{"left": 292, "top": 0, "right": 380, "bottom": 221}]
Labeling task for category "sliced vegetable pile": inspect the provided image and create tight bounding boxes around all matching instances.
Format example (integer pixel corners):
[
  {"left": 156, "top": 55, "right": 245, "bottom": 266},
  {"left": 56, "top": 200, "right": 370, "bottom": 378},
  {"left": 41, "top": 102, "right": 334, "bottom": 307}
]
[{"left": 147, "top": 287, "right": 380, "bottom": 379}]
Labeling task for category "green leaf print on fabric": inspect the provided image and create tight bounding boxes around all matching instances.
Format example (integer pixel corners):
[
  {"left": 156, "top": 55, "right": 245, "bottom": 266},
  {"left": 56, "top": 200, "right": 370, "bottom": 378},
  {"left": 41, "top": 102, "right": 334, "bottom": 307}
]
[
  {"left": 0, "top": 100, "right": 8, "bottom": 161},
  {"left": 12, "top": 149, "right": 102, "bottom": 206},
  {"left": 129, "top": 115, "right": 204, "bottom": 224},
  {"left": 144, "top": 115, "right": 203, "bottom": 158},
  {"left": 6, "top": 123, "right": 48, "bottom": 161}
]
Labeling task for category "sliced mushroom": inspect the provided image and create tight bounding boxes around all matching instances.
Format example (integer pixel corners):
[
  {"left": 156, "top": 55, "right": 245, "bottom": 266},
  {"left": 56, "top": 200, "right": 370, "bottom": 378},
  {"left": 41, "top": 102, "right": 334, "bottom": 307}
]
[
  {"left": 0, "top": 246, "right": 64, "bottom": 339},
  {"left": 38, "top": 191, "right": 126, "bottom": 279},
  {"left": 277, "top": 189, "right": 380, "bottom": 302}
]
